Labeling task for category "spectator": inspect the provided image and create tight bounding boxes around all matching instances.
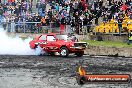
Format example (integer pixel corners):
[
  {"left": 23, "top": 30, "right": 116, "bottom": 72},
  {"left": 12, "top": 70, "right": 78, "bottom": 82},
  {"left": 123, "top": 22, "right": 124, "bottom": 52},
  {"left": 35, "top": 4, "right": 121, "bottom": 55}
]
[
  {"left": 118, "top": 14, "right": 123, "bottom": 35},
  {"left": 65, "top": 15, "right": 71, "bottom": 33},
  {"left": 60, "top": 15, "right": 66, "bottom": 34},
  {"left": 129, "top": 13, "right": 132, "bottom": 19},
  {"left": 103, "top": 15, "right": 108, "bottom": 24},
  {"left": 127, "top": 30, "right": 132, "bottom": 45},
  {"left": 83, "top": 16, "right": 88, "bottom": 33},
  {"left": 0, "top": 0, "right": 131, "bottom": 35},
  {"left": 41, "top": 17, "right": 46, "bottom": 26}
]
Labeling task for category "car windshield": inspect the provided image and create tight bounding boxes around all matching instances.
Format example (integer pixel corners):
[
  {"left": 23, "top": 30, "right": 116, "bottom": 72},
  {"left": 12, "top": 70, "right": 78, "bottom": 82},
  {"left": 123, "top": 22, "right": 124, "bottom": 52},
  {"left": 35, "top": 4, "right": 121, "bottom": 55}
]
[{"left": 56, "top": 35, "right": 69, "bottom": 41}]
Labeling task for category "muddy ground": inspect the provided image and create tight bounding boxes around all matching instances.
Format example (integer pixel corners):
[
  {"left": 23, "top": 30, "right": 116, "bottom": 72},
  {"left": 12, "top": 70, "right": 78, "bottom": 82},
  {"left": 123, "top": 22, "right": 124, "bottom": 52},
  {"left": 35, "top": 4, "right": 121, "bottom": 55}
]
[{"left": 0, "top": 55, "right": 132, "bottom": 88}]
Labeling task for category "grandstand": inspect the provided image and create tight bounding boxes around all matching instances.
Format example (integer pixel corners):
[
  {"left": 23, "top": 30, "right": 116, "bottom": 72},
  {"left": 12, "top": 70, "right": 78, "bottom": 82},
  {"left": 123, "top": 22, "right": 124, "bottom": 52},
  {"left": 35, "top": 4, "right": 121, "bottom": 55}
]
[{"left": 94, "top": 14, "right": 132, "bottom": 34}]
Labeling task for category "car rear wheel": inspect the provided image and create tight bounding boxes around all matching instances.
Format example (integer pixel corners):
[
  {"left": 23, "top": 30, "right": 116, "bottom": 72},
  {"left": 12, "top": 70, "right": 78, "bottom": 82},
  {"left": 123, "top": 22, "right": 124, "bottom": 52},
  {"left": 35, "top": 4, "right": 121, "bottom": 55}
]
[
  {"left": 60, "top": 47, "right": 69, "bottom": 57},
  {"left": 35, "top": 45, "right": 46, "bottom": 56},
  {"left": 34, "top": 44, "right": 38, "bottom": 49},
  {"left": 75, "top": 51, "right": 84, "bottom": 57}
]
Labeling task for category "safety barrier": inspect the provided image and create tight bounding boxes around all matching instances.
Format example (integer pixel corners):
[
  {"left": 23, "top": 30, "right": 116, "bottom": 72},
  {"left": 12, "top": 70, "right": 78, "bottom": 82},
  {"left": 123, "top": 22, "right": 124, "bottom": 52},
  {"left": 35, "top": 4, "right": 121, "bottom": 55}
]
[
  {"left": 1, "top": 22, "right": 60, "bottom": 34},
  {"left": 1, "top": 21, "right": 132, "bottom": 36}
]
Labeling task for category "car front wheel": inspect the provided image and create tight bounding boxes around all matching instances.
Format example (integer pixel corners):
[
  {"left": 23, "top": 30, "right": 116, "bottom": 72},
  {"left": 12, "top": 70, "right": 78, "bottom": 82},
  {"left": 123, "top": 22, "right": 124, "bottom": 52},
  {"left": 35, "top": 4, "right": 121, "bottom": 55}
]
[{"left": 60, "top": 47, "right": 69, "bottom": 57}]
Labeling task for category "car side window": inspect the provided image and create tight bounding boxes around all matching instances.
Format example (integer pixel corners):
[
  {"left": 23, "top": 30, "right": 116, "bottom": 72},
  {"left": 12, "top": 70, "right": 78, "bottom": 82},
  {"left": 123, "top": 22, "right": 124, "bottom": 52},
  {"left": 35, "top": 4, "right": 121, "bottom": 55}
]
[
  {"left": 39, "top": 35, "right": 46, "bottom": 40},
  {"left": 47, "top": 36, "right": 56, "bottom": 41}
]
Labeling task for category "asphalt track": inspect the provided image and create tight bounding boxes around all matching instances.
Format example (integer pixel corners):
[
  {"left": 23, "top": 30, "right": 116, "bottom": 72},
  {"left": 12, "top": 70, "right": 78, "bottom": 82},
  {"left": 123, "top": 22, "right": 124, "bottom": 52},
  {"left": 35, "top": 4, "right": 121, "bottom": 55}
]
[{"left": 0, "top": 55, "right": 132, "bottom": 88}]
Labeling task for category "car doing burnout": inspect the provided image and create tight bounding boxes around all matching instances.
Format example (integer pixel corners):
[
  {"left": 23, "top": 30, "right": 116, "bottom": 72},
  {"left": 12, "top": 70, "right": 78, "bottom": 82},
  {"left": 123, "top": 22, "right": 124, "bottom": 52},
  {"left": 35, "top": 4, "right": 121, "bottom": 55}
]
[{"left": 29, "top": 34, "right": 88, "bottom": 57}]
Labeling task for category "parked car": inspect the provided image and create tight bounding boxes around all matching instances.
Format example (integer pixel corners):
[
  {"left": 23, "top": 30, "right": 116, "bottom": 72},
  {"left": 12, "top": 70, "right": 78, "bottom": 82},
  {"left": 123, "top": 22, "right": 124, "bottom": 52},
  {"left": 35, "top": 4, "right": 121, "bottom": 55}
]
[{"left": 29, "top": 33, "right": 88, "bottom": 57}]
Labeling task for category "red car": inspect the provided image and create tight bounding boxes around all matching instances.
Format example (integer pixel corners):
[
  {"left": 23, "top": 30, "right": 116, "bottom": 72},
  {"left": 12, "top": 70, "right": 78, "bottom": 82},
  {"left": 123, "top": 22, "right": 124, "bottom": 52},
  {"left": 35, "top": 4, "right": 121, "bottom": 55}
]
[{"left": 29, "top": 34, "right": 87, "bottom": 57}]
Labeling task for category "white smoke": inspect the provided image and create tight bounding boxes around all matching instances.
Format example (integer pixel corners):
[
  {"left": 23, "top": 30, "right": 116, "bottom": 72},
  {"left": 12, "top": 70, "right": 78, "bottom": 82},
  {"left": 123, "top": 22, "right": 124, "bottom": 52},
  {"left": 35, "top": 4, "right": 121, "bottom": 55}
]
[{"left": 0, "top": 27, "right": 35, "bottom": 55}]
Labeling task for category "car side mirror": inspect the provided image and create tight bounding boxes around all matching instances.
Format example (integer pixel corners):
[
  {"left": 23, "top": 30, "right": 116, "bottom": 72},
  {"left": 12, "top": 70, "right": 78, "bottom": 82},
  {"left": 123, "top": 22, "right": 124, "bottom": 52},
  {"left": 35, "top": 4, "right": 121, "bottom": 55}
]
[{"left": 53, "top": 38, "right": 56, "bottom": 41}]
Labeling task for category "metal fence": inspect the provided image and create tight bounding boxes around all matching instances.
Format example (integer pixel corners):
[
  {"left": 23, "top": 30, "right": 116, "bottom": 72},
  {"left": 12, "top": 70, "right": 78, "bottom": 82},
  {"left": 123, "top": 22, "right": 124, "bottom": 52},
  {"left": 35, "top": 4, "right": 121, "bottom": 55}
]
[
  {"left": 1, "top": 21, "right": 91, "bottom": 35},
  {"left": 2, "top": 22, "right": 60, "bottom": 33},
  {"left": 1, "top": 21, "right": 131, "bottom": 36}
]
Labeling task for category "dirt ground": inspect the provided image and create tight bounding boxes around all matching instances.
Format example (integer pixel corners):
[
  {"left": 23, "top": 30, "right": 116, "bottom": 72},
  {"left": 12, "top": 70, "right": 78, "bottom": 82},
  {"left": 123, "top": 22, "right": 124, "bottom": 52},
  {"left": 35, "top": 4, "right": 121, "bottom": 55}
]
[{"left": 0, "top": 55, "right": 132, "bottom": 88}]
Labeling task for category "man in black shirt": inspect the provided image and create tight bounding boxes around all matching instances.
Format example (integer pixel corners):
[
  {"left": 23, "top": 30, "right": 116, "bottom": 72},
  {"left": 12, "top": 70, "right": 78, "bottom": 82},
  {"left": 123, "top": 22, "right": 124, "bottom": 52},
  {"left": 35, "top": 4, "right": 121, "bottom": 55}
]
[
  {"left": 118, "top": 15, "right": 123, "bottom": 35},
  {"left": 83, "top": 16, "right": 88, "bottom": 33}
]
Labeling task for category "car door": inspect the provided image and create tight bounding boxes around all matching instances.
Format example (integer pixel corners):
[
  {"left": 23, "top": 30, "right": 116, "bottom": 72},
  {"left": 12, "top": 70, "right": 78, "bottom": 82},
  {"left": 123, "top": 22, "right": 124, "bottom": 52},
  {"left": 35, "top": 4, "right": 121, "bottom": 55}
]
[
  {"left": 46, "top": 35, "right": 56, "bottom": 50},
  {"left": 37, "top": 35, "right": 47, "bottom": 48}
]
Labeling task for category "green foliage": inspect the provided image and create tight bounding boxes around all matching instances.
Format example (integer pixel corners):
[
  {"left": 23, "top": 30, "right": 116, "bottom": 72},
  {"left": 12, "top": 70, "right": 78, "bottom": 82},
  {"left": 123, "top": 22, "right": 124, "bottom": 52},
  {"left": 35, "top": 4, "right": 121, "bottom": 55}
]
[{"left": 83, "top": 40, "right": 132, "bottom": 48}]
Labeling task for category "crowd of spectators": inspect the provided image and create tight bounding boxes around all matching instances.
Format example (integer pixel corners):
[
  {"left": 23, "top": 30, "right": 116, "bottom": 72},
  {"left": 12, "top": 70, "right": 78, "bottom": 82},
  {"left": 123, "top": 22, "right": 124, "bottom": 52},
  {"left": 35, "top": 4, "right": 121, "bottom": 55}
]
[{"left": 0, "top": 0, "right": 131, "bottom": 34}]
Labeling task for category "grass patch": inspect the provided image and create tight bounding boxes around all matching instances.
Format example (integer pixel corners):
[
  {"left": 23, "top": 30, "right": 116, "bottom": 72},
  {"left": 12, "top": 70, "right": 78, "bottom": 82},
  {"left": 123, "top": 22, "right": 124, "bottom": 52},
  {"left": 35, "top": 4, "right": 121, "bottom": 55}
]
[{"left": 82, "top": 40, "right": 132, "bottom": 48}]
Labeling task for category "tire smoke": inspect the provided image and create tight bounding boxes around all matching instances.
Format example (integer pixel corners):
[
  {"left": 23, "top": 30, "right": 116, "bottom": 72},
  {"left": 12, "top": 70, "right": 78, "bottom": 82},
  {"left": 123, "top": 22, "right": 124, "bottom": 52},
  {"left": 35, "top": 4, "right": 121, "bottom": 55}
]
[{"left": 0, "top": 27, "right": 35, "bottom": 55}]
